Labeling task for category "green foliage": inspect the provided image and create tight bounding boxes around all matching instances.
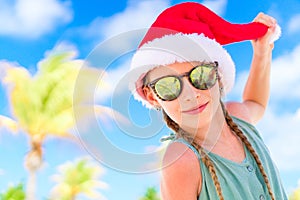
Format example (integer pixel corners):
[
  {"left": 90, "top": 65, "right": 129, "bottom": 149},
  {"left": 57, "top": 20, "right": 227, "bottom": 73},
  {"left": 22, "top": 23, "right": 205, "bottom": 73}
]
[
  {"left": 49, "top": 157, "right": 107, "bottom": 200},
  {"left": 139, "top": 187, "right": 160, "bottom": 200},
  {"left": 289, "top": 187, "right": 300, "bottom": 200},
  {"left": 0, "top": 183, "right": 25, "bottom": 200},
  {"left": 2, "top": 51, "right": 84, "bottom": 137}
]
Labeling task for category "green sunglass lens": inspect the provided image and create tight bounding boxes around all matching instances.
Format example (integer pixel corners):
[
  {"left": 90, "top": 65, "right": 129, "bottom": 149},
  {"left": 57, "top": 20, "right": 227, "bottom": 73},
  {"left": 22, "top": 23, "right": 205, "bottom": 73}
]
[
  {"left": 190, "top": 65, "right": 217, "bottom": 89},
  {"left": 154, "top": 77, "right": 181, "bottom": 100}
]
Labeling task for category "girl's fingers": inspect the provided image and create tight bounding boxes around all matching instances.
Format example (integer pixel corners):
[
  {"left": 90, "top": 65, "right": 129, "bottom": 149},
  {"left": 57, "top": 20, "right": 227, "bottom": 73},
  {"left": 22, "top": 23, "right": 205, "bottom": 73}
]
[
  {"left": 251, "top": 12, "right": 278, "bottom": 49},
  {"left": 253, "top": 12, "right": 277, "bottom": 27}
]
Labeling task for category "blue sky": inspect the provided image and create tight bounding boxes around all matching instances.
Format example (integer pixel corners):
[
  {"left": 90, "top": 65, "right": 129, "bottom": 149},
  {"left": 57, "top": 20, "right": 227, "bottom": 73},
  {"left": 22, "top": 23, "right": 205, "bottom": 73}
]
[{"left": 0, "top": 0, "right": 300, "bottom": 199}]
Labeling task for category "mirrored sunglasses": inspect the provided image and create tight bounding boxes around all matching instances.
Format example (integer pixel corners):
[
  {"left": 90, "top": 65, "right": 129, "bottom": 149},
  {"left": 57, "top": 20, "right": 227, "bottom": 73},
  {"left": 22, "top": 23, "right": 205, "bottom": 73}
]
[{"left": 147, "top": 62, "right": 219, "bottom": 101}]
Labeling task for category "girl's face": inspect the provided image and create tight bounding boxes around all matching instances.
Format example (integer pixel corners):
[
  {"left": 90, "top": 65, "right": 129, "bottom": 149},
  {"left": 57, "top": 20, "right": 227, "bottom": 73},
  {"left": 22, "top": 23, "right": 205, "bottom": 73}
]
[{"left": 144, "top": 62, "right": 222, "bottom": 130}]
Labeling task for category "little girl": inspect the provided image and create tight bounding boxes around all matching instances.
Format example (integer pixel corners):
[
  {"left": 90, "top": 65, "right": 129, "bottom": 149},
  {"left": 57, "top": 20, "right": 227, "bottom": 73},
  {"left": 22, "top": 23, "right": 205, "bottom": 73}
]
[{"left": 128, "top": 2, "right": 287, "bottom": 200}]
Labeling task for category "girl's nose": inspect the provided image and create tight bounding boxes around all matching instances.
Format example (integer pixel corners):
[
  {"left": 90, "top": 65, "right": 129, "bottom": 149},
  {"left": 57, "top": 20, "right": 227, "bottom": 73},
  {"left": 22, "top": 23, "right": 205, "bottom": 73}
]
[{"left": 180, "top": 78, "right": 200, "bottom": 101}]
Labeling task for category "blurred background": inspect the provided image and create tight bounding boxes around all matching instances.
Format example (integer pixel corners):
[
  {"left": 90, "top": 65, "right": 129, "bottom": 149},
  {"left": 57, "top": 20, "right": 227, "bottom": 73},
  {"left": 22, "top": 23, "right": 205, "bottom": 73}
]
[{"left": 0, "top": 0, "right": 300, "bottom": 199}]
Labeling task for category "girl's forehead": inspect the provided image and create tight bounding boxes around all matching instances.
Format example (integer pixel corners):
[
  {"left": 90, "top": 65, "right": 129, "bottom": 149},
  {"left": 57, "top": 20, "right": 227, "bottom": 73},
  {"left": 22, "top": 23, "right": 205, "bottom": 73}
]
[{"left": 147, "top": 61, "right": 201, "bottom": 80}]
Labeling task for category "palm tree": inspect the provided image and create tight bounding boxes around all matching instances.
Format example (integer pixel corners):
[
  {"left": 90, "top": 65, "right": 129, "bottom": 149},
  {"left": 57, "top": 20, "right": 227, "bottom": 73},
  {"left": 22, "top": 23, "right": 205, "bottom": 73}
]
[
  {"left": 290, "top": 185, "right": 300, "bottom": 200},
  {"left": 49, "top": 157, "right": 108, "bottom": 200},
  {"left": 139, "top": 187, "right": 160, "bottom": 200},
  {"left": 0, "top": 51, "right": 126, "bottom": 200},
  {"left": 0, "top": 115, "right": 18, "bottom": 133},
  {"left": 0, "top": 183, "right": 26, "bottom": 200}
]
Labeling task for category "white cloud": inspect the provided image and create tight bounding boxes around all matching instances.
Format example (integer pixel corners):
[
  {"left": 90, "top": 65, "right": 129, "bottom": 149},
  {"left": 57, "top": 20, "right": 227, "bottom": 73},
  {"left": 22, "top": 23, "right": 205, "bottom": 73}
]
[
  {"left": 0, "top": 0, "right": 73, "bottom": 39},
  {"left": 94, "top": 59, "right": 132, "bottom": 103},
  {"left": 45, "top": 40, "right": 79, "bottom": 57},
  {"left": 230, "top": 44, "right": 300, "bottom": 101},
  {"left": 79, "top": 0, "right": 170, "bottom": 39},
  {"left": 202, "top": 0, "right": 227, "bottom": 16},
  {"left": 230, "top": 43, "right": 300, "bottom": 171},
  {"left": 288, "top": 14, "right": 300, "bottom": 34},
  {"left": 257, "top": 108, "right": 300, "bottom": 171},
  {"left": 271, "top": 44, "right": 300, "bottom": 100}
]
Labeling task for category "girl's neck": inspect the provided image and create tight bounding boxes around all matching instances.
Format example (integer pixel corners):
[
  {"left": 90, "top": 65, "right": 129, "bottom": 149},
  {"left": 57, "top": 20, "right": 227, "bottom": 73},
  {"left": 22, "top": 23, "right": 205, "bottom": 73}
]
[{"left": 182, "top": 104, "right": 232, "bottom": 151}]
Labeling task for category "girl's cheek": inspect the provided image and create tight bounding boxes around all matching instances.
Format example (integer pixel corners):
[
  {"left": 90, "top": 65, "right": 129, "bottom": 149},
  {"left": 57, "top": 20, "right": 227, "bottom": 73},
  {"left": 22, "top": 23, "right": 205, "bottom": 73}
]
[{"left": 162, "top": 103, "right": 181, "bottom": 122}]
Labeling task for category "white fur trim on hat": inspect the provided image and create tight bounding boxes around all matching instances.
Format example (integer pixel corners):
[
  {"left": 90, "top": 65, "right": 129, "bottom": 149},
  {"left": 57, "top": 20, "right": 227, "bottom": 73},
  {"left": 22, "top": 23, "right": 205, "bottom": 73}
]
[
  {"left": 128, "top": 33, "right": 235, "bottom": 109},
  {"left": 269, "top": 24, "right": 281, "bottom": 44}
]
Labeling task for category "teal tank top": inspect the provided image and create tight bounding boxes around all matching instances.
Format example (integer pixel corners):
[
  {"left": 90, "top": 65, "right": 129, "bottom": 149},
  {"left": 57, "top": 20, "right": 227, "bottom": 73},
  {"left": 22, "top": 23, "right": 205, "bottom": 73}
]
[{"left": 172, "top": 116, "right": 288, "bottom": 200}]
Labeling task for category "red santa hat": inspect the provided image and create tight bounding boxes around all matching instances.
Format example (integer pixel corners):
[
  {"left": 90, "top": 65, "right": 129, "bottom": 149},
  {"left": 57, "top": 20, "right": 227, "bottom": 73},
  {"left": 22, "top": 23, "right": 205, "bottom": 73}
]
[{"left": 129, "top": 2, "right": 281, "bottom": 108}]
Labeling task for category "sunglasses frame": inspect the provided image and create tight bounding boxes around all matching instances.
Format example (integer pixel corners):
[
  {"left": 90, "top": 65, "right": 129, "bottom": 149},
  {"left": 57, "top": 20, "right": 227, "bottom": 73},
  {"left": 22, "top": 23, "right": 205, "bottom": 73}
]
[{"left": 146, "top": 61, "right": 219, "bottom": 101}]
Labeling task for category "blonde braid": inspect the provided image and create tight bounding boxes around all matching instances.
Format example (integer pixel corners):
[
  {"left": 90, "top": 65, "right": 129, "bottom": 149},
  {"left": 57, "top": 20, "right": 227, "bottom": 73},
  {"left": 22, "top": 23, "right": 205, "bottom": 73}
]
[
  {"left": 162, "top": 111, "right": 224, "bottom": 200},
  {"left": 192, "top": 139, "right": 225, "bottom": 200},
  {"left": 220, "top": 101, "right": 275, "bottom": 200}
]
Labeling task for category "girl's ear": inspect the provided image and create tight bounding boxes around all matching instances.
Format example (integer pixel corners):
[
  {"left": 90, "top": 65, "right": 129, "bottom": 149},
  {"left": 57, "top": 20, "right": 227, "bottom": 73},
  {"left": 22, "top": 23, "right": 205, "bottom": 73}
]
[{"left": 143, "top": 86, "right": 161, "bottom": 107}]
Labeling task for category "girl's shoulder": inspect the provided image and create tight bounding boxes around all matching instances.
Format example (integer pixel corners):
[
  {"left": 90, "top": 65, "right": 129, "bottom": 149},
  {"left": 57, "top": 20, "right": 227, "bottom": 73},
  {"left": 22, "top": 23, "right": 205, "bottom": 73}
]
[
  {"left": 162, "top": 140, "right": 201, "bottom": 174},
  {"left": 161, "top": 140, "right": 202, "bottom": 198}
]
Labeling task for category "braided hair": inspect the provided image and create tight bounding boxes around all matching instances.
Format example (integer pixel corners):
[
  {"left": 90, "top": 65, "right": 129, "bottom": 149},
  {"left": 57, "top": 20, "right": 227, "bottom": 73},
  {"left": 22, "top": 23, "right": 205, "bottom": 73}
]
[{"left": 162, "top": 101, "right": 275, "bottom": 200}]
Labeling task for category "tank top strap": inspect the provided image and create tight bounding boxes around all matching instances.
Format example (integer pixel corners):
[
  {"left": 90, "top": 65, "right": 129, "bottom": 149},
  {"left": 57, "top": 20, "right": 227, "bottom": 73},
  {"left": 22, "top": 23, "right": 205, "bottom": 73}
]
[{"left": 171, "top": 137, "right": 202, "bottom": 161}]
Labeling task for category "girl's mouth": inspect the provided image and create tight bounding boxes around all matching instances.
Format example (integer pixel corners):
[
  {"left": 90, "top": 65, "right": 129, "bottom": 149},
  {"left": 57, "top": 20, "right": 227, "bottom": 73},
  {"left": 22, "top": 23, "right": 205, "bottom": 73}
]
[{"left": 182, "top": 102, "right": 209, "bottom": 114}]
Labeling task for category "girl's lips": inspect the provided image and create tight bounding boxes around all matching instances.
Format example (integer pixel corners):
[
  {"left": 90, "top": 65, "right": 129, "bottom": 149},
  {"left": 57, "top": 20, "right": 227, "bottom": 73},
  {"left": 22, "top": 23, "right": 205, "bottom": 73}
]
[{"left": 182, "top": 102, "right": 209, "bottom": 114}]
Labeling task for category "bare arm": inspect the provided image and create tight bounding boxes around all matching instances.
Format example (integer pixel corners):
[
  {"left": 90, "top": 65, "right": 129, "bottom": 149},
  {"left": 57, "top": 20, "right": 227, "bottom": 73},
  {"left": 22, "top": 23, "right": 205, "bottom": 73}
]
[
  {"left": 227, "top": 13, "right": 277, "bottom": 124},
  {"left": 160, "top": 142, "right": 201, "bottom": 200}
]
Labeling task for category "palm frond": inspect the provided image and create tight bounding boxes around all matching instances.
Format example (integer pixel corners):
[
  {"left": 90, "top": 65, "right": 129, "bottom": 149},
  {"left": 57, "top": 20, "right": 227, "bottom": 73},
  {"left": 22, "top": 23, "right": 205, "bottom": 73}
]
[
  {"left": 290, "top": 185, "right": 300, "bottom": 200},
  {"left": 0, "top": 115, "right": 19, "bottom": 133},
  {"left": 0, "top": 183, "right": 26, "bottom": 200},
  {"left": 49, "top": 157, "right": 108, "bottom": 200},
  {"left": 139, "top": 187, "right": 161, "bottom": 200}
]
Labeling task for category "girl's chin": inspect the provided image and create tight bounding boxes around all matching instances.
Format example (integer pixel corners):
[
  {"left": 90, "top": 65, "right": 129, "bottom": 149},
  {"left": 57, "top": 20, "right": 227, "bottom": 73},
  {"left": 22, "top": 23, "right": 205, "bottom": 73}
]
[{"left": 178, "top": 116, "right": 211, "bottom": 129}]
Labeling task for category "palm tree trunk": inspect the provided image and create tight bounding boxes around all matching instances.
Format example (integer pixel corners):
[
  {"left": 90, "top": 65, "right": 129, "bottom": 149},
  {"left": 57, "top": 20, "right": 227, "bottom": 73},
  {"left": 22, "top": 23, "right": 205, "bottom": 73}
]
[
  {"left": 70, "top": 187, "right": 78, "bottom": 200},
  {"left": 24, "top": 137, "right": 43, "bottom": 200},
  {"left": 25, "top": 170, "right": 37, "bottom": 200},
  {"left": 71, "top": 194, "right": 76, "bottom": 200}
]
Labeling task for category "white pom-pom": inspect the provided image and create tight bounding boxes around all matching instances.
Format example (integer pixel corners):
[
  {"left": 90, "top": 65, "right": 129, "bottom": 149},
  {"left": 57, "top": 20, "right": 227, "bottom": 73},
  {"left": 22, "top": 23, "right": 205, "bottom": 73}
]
[{"left": 269, "top": 24, "right": 281, "bottom": 44}]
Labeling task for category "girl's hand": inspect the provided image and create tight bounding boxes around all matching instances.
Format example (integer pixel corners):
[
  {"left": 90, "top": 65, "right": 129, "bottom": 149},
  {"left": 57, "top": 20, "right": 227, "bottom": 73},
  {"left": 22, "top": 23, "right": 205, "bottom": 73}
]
[{"left": 251, "top": 12, "right": 277, "bottom": 57}]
